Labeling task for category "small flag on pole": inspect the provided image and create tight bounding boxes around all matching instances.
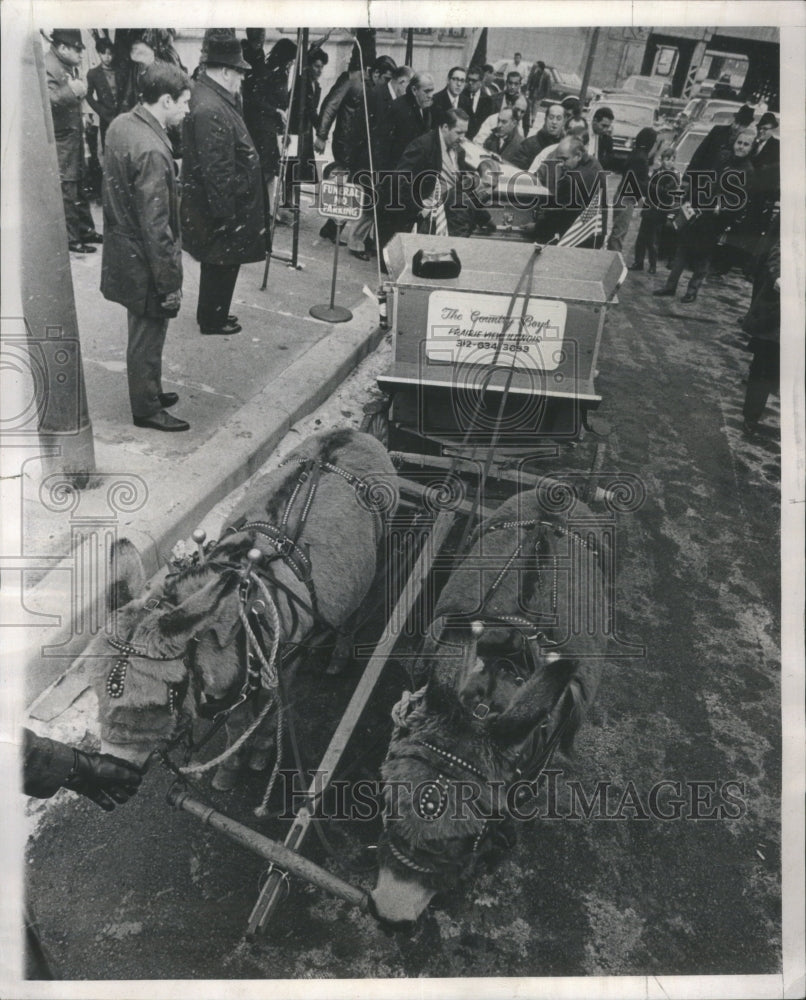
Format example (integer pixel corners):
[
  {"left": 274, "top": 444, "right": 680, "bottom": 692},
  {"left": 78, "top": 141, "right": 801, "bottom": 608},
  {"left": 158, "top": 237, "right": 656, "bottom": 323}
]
[{"left": 556, "top": 195, "right": 603, "bottom": 248}]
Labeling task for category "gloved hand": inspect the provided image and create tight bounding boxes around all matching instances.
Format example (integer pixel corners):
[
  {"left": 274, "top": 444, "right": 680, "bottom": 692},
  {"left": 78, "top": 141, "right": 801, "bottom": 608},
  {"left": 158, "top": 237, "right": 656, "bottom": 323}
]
[
  {"left": 159, "top": 289, "right": 182, "bottom": 317},
  {"left": 67, "top": 77, "right": 87, "bottom": 100},
  {"left": 63, "top": 748, "right": 143, "bottom": 811}
]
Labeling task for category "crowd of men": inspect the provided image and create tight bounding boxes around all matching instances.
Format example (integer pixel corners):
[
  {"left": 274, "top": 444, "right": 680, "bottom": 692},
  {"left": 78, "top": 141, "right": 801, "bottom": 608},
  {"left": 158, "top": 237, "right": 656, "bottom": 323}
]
[{"left": 44, "top": 29, "right": 779, "bottom": 435}]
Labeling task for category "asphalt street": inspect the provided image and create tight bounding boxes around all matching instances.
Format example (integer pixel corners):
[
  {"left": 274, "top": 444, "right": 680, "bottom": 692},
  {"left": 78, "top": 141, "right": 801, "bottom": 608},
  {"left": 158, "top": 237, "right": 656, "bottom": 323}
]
[{"left": 24, "top": 215, "right": 783, "bottom": 982}]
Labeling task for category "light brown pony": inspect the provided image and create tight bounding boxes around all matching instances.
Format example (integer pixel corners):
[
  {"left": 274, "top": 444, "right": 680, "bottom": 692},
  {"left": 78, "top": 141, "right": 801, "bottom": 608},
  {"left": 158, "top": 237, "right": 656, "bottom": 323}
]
[{"left": 74, "top": 429, "right": 398, "bottom": 796}]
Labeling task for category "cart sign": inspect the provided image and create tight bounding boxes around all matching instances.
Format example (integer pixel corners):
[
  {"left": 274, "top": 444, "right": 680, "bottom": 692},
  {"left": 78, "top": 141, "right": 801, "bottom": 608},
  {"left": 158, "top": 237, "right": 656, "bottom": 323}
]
[
  {"left": 425, "top": 290, "right": 567, "bottom": 371},
  {"left": 318, "top": 180, "right": 363, "bottom": 220}
]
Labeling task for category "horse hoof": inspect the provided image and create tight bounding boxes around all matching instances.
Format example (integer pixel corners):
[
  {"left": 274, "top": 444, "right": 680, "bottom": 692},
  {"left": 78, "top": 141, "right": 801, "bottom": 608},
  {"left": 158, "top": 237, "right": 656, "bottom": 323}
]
[{"left": 211, "top": 765, "right": 240, "bottom": 791}]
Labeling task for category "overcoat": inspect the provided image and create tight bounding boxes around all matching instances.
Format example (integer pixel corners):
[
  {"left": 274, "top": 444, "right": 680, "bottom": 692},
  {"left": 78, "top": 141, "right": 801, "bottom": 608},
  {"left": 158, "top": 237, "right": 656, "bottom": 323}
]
[
  {"left": 100, "top": 106, "right": 182, "bottom": 317},
  {"left": 181, "top": 74, "right": 266, "bottom": 265},
  {"left": 45, "top": 47, "right": 84, "bottom": 181}
]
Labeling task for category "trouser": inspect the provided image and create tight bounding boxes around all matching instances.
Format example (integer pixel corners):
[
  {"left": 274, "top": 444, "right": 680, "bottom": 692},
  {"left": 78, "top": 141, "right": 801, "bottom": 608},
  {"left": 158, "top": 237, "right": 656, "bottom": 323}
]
[
  {"left": 127, "top": 312, "right": 169, "bottom": 418},
  {"left": 346, "top": 209, "right": 374, "bottom": 252},
  {"left": 664, "top": 243, "right": 710, "bottom": 295},
  {"left": 743, "top": 338, "right": 779, "bottom": 424},
  {"left": 196, "top": 263, "right": 240, "bottom": 330},
  {"left": 633, "top": 211, "right": 663, "bottom": 268},
  {"left": 607, "top": 201, "right": 636, "bottom": 252},
  {"left": 61, "top": 179, "right": 96, "bottom": 244}
]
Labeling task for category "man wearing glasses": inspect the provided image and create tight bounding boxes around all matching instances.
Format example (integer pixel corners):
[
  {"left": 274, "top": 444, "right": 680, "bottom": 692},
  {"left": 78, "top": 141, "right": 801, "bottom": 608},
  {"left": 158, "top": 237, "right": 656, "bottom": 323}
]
[
  {"left": 459, "top": 65, "right": 493, "bottom": 140},
  {"left": 432, "top": 66, "right": 467, "bottom": 127}
]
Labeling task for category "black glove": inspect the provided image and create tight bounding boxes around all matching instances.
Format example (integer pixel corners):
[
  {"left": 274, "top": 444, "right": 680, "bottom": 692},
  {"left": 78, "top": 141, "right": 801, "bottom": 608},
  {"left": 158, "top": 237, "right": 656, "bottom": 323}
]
[{"left": 63, "top": 749, "right": 143, "bottom": 811}]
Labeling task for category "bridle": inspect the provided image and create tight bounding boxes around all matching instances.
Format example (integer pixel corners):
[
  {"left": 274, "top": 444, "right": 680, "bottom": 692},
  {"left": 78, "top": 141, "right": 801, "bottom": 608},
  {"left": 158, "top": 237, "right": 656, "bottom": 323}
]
[
  {"left": 378, "top": 516, "right": 593, "bottom": 880},
  {"left": 102, "top": 457, "right": 383, "bottom": 789}
]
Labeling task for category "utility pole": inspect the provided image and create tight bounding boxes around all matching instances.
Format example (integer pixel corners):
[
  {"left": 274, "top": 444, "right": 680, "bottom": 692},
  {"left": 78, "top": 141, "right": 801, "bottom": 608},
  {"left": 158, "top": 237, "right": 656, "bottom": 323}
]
[
  {"left": 20, "top": 35, "right": 95, "bottom": 481},
  {"left": 579, "top": 27, "right": 601, "bottom": 105}
]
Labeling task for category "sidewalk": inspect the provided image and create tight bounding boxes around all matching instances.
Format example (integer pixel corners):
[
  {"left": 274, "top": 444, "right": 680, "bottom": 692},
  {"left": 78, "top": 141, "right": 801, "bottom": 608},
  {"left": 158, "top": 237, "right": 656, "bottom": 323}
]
[{"left": 10, "top": 194, "right": 386, "bottom": 704}]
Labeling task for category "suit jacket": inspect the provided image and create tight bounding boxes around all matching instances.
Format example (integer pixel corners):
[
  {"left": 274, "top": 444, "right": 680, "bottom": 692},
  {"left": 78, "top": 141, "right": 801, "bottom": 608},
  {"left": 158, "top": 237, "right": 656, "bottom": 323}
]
[
  {"left": 181, "top": 74, "right": 265, "bottom": 265},
  {"left": 101, "top": 105, "right": 182, "bottom": 317},
  {"left": 431, "top": 87, "right": 460, "bottom": 127},
  {"left": 86, "top": 64, "right": 120, "bottom": 126},
  {"left": 389, "top": 91, "right": 433, "bottom": 167},
  {"left": 750, "top": 135, "right": 780, "bottom": 196},
  {"left": 459, "top": 88, "right": 493, "bottom": 140},
  {"left": 508, "top": 127, "right": 558, "bottom": 171},
  {"left": 395, "top": 129, "right": 470, "bottom": 228},
  {"left": 687, "top": 124, "right": 733, "bottom": 175},
  {"left": 591, "top": 130, "right": 615, "bottom": 171},
  {"left": 483, "top": 127, "right": 524, "bottom": 165},
  {"left": 490, "top": 90, "right": 530, "bottom": 134},
  {"left": 368, "top": 81, "right": 398, "bottom": 172},
  {"left": 536, "top": 152, "right": 607, "bottom": 247},
  {"left": 45, "top": 47, "right": 85, "bottom": 180}
]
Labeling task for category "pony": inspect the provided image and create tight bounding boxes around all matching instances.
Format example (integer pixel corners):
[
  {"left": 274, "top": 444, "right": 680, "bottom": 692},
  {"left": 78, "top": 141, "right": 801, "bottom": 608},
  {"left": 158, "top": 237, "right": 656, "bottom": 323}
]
[
  {"left": 74, "top": 429, "right": 398, "bottom": 799},
  {"left": 369, "top": 486, "right": 610, "bottom": 927}
]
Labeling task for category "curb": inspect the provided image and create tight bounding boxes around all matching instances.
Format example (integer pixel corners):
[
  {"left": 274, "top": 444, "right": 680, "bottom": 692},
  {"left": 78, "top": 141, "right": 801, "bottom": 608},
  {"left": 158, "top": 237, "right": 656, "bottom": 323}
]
[{"left": 23, "top": 295, "right": 383, "bottom": 708}]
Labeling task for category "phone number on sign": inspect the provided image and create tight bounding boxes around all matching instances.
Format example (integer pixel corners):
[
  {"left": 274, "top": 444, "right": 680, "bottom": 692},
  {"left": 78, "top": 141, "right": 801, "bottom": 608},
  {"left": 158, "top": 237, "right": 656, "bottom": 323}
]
[{"left": 456, "top": 340, "right": 531, "bottom": 352}]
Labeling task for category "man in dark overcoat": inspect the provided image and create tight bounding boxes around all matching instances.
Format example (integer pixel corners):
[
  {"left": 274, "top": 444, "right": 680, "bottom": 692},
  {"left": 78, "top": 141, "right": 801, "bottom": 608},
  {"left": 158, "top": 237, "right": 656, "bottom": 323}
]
[
  {"left": 181, "top": 34, "right": 265, "bottom": 336},
  {"left": 388, "top": 72, "right": 435, "bottom": 167},
  {"left": 45, "top": 29, "right": 104, "bottom": 253},
  {"left": 101, "top": 62, "right": 191, "bottom": 431}
]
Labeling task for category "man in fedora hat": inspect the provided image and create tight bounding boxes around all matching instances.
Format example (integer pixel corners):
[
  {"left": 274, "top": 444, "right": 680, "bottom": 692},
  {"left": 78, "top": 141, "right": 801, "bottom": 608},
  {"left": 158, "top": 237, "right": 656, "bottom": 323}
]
[
  {"left": 45, "top": 29, "right": 104, "bottom": 253},
  {"left": 181, "top": 30, "right": 266, "bottom": 335}
]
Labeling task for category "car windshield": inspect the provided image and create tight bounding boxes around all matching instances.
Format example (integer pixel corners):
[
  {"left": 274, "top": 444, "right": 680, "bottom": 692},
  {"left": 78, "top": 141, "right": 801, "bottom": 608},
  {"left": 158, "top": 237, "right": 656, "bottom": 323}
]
[
  {"left": 700, "top": 101, "right": 742, "bottom": 122},
  {"left": 610, "top": 103, "right": 656, "bottom": 127},
  {"left": 623, "top": 76, "right": 665, "bottom": 97},
  {"left": 554, "top": 69, "right": 581, "bottom": 87}
]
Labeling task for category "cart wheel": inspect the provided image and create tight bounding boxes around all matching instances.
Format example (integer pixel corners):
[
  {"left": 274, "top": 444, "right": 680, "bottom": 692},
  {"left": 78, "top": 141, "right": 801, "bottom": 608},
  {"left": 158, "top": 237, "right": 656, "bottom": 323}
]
[
  {"left": 361, "top": 397, "right": 391, "bottom": 447},
  {"left": 361, "top": 409, "right": 390, "bottom": 448}
]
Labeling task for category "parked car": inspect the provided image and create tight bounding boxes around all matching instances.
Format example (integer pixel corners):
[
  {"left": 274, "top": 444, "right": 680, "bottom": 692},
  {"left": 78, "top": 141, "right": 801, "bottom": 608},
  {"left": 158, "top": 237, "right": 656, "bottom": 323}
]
[
  {"left": 616, "top": 75, "right": 671, "bottom": 100},
  {"left": 669, "top": 123, "right": 711, "bottom": 176},
  {"left": 589, "top": 96, "right": 671, "bottom": 167},
  {"left": 681, "top": 97, "right": 744, "bottom": 126},
  {"left": 531, "top": 65, "right": 602, "bottom": 107}
]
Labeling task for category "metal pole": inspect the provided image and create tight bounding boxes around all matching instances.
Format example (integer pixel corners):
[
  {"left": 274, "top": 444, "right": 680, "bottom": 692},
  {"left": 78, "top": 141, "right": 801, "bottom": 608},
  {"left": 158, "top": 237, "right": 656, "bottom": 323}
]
[
  {"left": 405, "top": 29, "right": 414, "bottom": 67},
  {"left": 246, "top": 508, "right": 457, "bottom": 933},
  {"left": 168, "top": 786, "right": 369, "bottom": 911},
  {"left": 290, "top": 28, "right": 309, "bottom": 269},
  {"left": 329, "top": 223, "right": 343, "bottom": 309},
  {"left": 20, "top": 35, "right": 96, "bottom": 480},
  {"left": 579, "top": 27, "right": 601, "bottom": 105}
]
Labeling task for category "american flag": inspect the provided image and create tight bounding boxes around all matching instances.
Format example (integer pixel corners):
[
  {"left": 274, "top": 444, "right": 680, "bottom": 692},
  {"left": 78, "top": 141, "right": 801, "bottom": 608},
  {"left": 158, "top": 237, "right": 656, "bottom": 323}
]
[{"left": 557, "top": 195, "right": 604, "bottom": 248}]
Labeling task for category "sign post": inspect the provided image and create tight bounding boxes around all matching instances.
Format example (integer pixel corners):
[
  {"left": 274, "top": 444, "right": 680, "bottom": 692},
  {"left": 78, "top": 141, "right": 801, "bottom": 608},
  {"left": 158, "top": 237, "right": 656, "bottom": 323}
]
[{"left": 309, "top": 176, "right": 363, "bottom": 323}]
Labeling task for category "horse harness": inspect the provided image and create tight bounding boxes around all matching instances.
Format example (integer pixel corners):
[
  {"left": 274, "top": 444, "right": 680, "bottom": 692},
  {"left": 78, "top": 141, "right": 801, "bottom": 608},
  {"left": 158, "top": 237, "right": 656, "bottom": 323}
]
[
  {"left": 380, "top": 518, "right": 594, "bottom": 881},
  {"left": 104, "top": 456, "right": 379, "bottom": 742}
]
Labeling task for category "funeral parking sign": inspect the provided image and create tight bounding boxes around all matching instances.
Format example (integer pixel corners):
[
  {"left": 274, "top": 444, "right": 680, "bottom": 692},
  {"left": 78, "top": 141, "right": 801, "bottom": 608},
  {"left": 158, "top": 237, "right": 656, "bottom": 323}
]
[
  {"left": 318, "top": 180, "right": 364, "bottom": 221},
  {"left": 426, "top": 290, "right": 568, "bottom": 371}
]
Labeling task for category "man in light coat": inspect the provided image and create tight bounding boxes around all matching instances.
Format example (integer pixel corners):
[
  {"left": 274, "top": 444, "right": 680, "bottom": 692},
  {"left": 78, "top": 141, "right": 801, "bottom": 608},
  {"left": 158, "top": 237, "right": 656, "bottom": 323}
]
[{"left": 101, "top": 62, "right": 191, "bottom": 431}]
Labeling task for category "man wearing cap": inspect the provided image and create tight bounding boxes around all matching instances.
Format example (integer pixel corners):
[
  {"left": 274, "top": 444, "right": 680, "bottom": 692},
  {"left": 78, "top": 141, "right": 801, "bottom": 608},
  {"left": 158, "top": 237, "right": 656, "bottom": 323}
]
[
  {"left": 751, "top": 112, "right": 780, "bottom": 197},
  {"left": 181, "top": 31, "right": 265, "bottom": 336},
  {"left": 45, "top": 30, "right": 104, "bottom": 253},
  {"left": 687, "top": 103, "right": 755, "bottom": 174},
  {"left": 102, "top": 62, "right": 192, "bottom": 432}
]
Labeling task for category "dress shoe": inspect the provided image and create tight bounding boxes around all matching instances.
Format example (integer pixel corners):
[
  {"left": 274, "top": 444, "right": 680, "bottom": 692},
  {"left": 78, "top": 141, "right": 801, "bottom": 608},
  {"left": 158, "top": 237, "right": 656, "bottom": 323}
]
[
  {"left": 349, "top": 249, "right": 371, "bottom": 261},
  {"left": 319, "top": 223, "right": 347, "bottom": 246},
  {"left": 227, "top": 314, "right": 238, "bottom": 324},
  {"left": 133, "top": 410, "right": 189, "bottom": 431},
  {"left": 68, "top": 241, "right": 96, "bottom": 253},
  {"left": 628, "top": 262, "right": 644, "bottom": 271},
  {"left": 653, "top": 287, "right": 675, "bottom": 297},
  {"left": 200, "top": 320, "right": 242, "bottom": 335},
  {"left": 81, "top": 230, "right": 104, "bottom": 244},
  {"left": 681, "top": 291, "right": 698, "bottom": 303},
  {"left": 158, "top": 392, "right": 179, "bottom": 408}
]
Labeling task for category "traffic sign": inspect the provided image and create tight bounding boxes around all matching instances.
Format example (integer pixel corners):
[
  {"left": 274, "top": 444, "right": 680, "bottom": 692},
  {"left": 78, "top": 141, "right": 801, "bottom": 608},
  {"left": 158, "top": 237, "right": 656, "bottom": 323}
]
[{"left": 318, "top": 180, "right": 363, "bottom": 221}]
